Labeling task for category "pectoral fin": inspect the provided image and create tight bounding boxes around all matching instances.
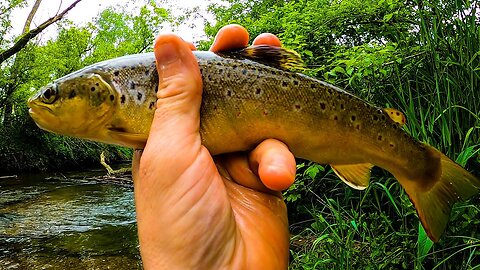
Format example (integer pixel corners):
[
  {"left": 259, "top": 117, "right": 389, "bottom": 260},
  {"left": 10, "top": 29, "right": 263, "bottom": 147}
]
[
  {"left": 108, "top": 128, "right": 147, "bottom": 149},
  {"left": 331, "top": 163, "right": 374, "bottom": 190}
]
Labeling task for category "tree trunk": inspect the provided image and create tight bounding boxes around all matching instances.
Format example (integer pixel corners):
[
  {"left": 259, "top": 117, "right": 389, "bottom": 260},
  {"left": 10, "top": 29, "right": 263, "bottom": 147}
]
[{"left": 3, "top": 98, "right": 14, "bottom": 127}]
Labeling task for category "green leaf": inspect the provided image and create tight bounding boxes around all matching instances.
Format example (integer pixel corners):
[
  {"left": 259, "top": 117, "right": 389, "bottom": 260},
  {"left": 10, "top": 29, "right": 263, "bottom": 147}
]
[{"left": 417, "top": 222, "right": 434, "bottom": 266}]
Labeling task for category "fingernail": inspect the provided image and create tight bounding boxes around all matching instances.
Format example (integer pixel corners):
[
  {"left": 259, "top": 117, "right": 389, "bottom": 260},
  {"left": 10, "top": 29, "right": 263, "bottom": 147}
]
[{"left": 155, "top": 41, "right": 180, "bottom": 66}]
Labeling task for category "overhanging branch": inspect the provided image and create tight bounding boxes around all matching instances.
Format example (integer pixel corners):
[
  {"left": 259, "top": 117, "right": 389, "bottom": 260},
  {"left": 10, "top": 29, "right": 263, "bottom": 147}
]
[{"left": 0, "top": 0, "right": 83, "bottom": 64}]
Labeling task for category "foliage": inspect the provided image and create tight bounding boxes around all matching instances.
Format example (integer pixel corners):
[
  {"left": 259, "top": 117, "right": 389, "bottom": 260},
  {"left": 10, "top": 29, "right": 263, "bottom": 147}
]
[{"left": 0, "top": 2, "right": 169, "bottom": 172}]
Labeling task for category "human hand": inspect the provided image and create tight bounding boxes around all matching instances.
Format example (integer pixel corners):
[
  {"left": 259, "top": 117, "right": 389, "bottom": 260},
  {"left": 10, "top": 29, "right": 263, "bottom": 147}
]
[{"left": 132, "top": 25, "right": 296, "bottom": 269}]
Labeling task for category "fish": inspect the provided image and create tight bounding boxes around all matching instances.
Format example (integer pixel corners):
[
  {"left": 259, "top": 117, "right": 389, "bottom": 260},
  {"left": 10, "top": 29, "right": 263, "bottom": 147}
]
[{"left": 27, "top": 45, "right": 480, "bottom": 242}]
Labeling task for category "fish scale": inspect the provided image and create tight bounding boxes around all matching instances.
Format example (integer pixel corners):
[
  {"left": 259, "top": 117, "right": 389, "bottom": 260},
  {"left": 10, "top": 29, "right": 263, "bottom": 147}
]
[{"left": 28, "top": 46, "right": 480, "bottom": 242}]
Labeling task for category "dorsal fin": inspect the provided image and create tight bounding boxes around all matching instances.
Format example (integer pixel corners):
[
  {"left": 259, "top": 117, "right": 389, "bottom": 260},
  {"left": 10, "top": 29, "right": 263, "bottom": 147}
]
[
  {"left": 218, "top": 45, "right": 304, "bottom": 71},
  {"left": 331, "top": 163, "right": 374, "bottom": 190},
  {"left": 383, "top": 108, "right": 406, "bottom": 126}
]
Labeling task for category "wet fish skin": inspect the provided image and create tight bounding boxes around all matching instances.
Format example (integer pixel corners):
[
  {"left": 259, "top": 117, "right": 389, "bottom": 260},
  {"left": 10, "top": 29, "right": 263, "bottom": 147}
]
[{"left": 27, "top": 48, "right": 480, "bottom": 242}]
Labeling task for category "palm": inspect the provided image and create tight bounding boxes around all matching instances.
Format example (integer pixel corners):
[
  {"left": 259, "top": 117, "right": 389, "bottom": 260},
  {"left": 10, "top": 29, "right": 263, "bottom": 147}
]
[{"left": 135, "top": 143, "right": 289, "bottom": 269}]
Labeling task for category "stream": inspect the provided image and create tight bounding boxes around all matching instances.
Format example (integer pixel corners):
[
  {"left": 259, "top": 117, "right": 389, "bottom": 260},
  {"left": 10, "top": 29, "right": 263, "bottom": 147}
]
[{"left": 0, "top": 170, "right": 141, "bottom": 269}]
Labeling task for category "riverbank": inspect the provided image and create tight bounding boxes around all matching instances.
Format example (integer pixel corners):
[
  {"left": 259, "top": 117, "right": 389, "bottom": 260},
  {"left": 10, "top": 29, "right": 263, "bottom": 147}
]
[{"left": 0, "top": 117, "right": 132, "bottom": 174}]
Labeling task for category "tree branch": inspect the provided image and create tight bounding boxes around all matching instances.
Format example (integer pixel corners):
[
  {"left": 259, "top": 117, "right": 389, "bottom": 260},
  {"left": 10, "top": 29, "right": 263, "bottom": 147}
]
[
  {"left": 0, "top": 0, "right": 83, "bottom": 64},
  {"left": 22, "top": 0, "right": 43, "bottom": 34}
]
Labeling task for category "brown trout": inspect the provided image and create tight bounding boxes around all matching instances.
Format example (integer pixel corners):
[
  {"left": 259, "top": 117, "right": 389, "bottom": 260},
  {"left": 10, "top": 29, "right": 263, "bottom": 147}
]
[{"left": 27, "top": 46, "right": 480, "bottom": 242}]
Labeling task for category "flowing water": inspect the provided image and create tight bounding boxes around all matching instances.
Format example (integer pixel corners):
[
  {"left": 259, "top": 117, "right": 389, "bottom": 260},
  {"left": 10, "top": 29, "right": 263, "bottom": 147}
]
[{"left": 0, "top": 170, "right": 141, "bottom": 269}]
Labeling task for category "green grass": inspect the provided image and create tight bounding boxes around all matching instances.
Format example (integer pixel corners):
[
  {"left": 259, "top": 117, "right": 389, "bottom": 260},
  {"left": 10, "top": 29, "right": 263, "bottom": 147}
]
[{"left": 287, "top": 2, "right": 480, "bottom": 269}]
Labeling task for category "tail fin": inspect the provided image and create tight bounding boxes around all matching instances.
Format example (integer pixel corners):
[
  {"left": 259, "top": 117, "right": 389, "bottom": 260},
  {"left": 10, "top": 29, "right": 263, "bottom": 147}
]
[{"left": 398, "top": 145, "right": 480, "bottom": 242}]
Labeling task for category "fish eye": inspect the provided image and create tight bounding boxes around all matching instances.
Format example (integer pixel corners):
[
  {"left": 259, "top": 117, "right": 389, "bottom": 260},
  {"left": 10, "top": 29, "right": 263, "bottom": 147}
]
[{"left": 41, "top": 85, "right": 58, "bottom": 104}]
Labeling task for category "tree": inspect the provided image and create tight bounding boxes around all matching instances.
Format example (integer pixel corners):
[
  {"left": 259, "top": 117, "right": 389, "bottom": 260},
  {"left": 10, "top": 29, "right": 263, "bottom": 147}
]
[
  {"left": 0, "top": 2, "right": 171, "bottom": 172},
  {"left": 0, "top": 0, "right": 84, "bottom": 124}
]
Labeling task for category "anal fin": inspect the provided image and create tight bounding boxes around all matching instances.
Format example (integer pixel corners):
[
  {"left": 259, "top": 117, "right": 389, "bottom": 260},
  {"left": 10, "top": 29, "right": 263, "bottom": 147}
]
[{"left": 331, "top": 163, "right": 374, "bottom": 190}]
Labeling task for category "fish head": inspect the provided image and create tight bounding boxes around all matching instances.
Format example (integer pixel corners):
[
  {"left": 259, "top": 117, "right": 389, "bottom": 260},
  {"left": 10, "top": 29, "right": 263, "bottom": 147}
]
[{"left": 28, "top": 72, "right": 117, "bottom": 140}]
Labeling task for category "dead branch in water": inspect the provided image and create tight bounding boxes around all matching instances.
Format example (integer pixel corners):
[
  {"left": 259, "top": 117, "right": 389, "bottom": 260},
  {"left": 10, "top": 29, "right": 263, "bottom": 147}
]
[{"left": 100, "top": 151, "right": 132, "bottom": 175}]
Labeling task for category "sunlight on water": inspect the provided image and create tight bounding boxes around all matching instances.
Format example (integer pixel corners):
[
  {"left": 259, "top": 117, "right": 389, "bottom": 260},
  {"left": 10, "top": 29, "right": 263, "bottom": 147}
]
[{"left": 0, "top": 171, "right": 141, "bottom": 269}]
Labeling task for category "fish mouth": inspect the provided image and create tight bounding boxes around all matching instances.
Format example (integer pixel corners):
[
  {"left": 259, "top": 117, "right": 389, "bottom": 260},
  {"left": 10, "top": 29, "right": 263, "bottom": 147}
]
[
  {"left": 28, "top": 102, "right": 54, "bottom": 117},
  {"left": 27, "top": 102, "right": 60, "bottom": 133}
]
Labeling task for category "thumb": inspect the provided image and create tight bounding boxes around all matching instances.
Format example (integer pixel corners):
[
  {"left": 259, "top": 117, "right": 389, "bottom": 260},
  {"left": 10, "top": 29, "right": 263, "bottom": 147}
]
[{"left": 141, "top": 34, "right": 203, "bottom": 175}]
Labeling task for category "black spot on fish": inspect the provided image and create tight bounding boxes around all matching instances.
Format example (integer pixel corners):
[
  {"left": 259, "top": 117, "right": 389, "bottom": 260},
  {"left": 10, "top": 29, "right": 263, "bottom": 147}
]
[
  {"left": 340, "top": 104, "right": 345, "bottom": 110},
  {"left": 381, "top": 115, "right": 386, "bottom": 120},
  {"left": 109, "top": 95, "right": 114, "bottom": 102},
  {"left": 333, "top": 115, "right": 338, "bottom": 121},
  {"left": 373, "top": 115, "right": 379, "bottom": 121},
  {"left": 351, "top": 115, "right": 356, "bottom": 122},
  {"left": 69, "top": 90, "right": 76, "bottom": 99},
  {"left": 232, "top": 65, "right": 238, "bottom": 69},
  {"left": 282, "top": 81, "right": 288, "bottom": 87},
  {"left": 320, "top": 102, "right": 326, "bottom": 110},
  {"left": 145, "top": 70, "right": 150, "bottom": 76},
  {"left": 130, "top": 82, "right": 136, "bottom": 90},
  {"left": 154, "top": 84, "right": 158, "bottom": 93},
  {"left": 91, "top": 87, "right": 96, "bottom": 92},
  {"left": 293, "top": 80, "right": 299, "bottom": 86},
  {"left": 226, "top": 90, "right": 232, "bottom": 97},
  {"left": 121, "top": 95, "right": 126, "bottom": 104},
  {"left": 255, "top": 88, "right": 262, "bottom": 95},
  {"left": 389, "top": 142, "right": 395, "bottom": 148},
  {"left": 242, "top": 69, "right": 247, "bottom": 75},
  {"left": 310, "top": 84, "right": 316, "bottom": 89},
  {"left": 378, "top": 135, "right": 383, "bottom": 141},
  {"left": 95, "top": 83, "right": 99, "bottom": 86},
  {"left": 137, "top": 92, "right": 143, "bottom": 101},
  {"left": 294, "top": 104, "right": 301, "bottom": 110},
  {"left": 396, "top": 111, "right": 400, "bottom": 116},
  {"left": 149, "top": 101, "right": 155, "bottom": 109},
  {"left": 355, "top": 124, "right": 361, "bottom": 130},
  {"left": 327, "top": 89, "right": 334, "bottom": 95},
  {"left": 199, "top": 68, "right": 203, "bottom": 74},
  {"left": 114, "top": 71, "right": 120, "bottom": 76}
]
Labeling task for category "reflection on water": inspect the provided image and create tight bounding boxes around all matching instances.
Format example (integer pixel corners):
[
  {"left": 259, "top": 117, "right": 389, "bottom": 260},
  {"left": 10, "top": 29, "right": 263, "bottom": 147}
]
[{"left": 0, "top": 171, "right": 141, "bottom": 269}]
